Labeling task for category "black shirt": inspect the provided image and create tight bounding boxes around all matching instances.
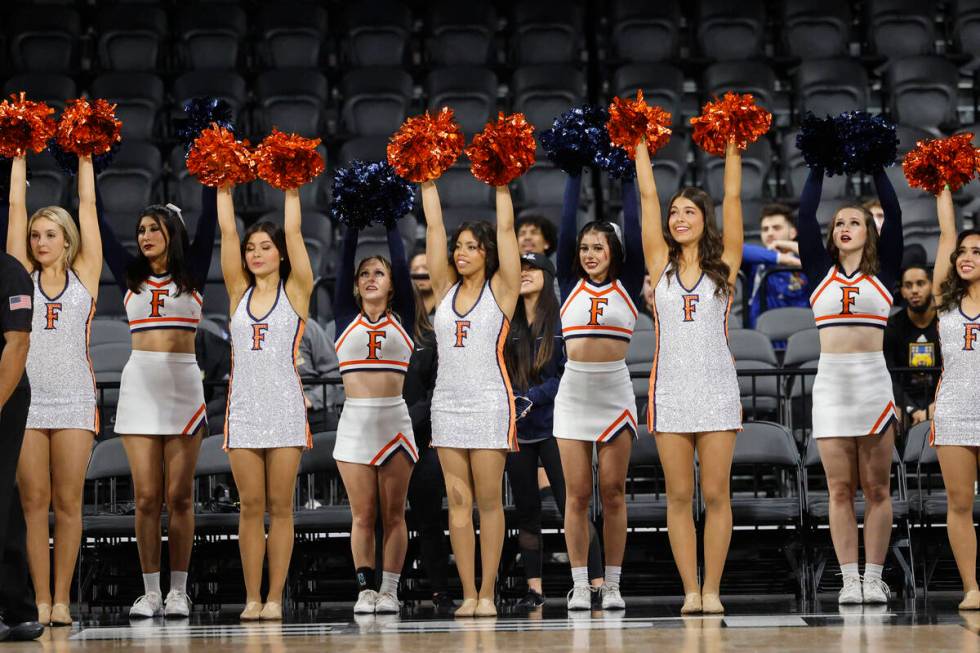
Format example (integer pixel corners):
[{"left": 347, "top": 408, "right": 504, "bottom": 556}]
[
  {"left": 0, "top": 251, "right": 34, "bottom": 389},
  {"left": 884, "top": 308, "right": 942, "bottom": 409},
  {"left": 402, "top": 316, "right": 437, "bottom": 450}
]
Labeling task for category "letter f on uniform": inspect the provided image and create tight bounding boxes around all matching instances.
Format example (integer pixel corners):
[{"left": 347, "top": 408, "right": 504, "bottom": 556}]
[
  {"left": 965, "top": 323, "right": 980, "bottom": 351},
  {"left": 682, "top": 294, "right": 699, "bottom": 322},
  {"left": 454, "top": 320, "right": 471, "bottom": 347},
  {"left": 588, "top": 297, "right": 608, "bottom": 326},
  {"left": 149, "top": 288, "right": 169, "bottom": 317},
  {"left": 251, "top": 323, "right": 269, "bottom": 350},
  {"left": 840, "top": 286, "right": 859, "bottom": 315},
  {"left": 366, "top": 330, "right": 386, "bottom": 359},
  {"left": 44, "top": 302, "right": 62, "bottom": 330}
]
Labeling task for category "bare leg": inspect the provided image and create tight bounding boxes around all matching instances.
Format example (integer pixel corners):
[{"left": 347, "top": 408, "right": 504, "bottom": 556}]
[
  {"left": 816, "top": 437, "right": 860, "bottom": 566},
  {"left": 556, "top": 439, "right": 595, "bottom": 569},
  {"left": 230, "top": 448, "right": 267, "bottom": 604},
  {"left": 696, "top": 430, "right": 736, "bottom": 597},
  {"left": 121, "top": 435, "right": 165, "bottom": 573},
  {"left": 337, "top": 461, "right": 380, "bottom": 570},
  {"left": 596, "top": 432, "right": 632, "bottom": 568},
  {"left": 470, "top": 449, "right": 507, "bottom": 601},
  {"left": 657, "top": 432, "right": 699, "bottom": 595},
  {"left": 49, "top": 429, "right": 94, "bottom": 605},
  {"left": 936, "top": 445, "right": 980, "bottom": 598},
  {"left": 17, "top": 429, "right": 52, "bottom": 607},
  {"left": 856, "top": 427, "right": 895, "bottom": 566},
  {"left": 437, "top": 448, "right": 477, "bottom": 602},
  {"left": 162, "top": 430, "right": 204, "bottom": 572},
  {"left": 264, "top": 447, "right": 302, "bottom": 604},
  {"left": 377, "top": 454, "right": 413, "bottom": 574}
]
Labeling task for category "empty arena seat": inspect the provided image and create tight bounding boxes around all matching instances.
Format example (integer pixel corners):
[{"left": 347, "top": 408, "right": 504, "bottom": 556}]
[
  {"left": 730, "top": 329, "right": 781, "bottom": 418},
  {"left": 3, "top": 73, "right": 76, "bottom": 112},
  {"left": 90, "top": 341, "right": 132, "bottom": 410},
  {"left": 756, "top": 307, "right": 816, "bottom": 342},
  {"left": 511, "top": 65, "right": 587, "bottom": 133},
  {"left": 509, "top": 0, "right": 584, "bottom": 65},
  {"left": 513, "top": 162, "right": 566, "bottom": 212},
  {"left": 90, "top": 318, "right": 132, "bottom": 347},
  {"left": 425, "top": 0, "right": 497, "bottom": 66},
  {"left": 611, "top": 63, "right": 684, "bottom": 118},
  {"left": 702, "top": 60, "right": 779, "bottom": 115},
  {"left": 695, "top": 0, "right": 766, "bottom": 61},
  {"left": 952, "top": 0, "right": 980, "bottom": 67},
  {"left": 90, "top": 73, "right": 165, "bottom": 141},
  {"left": 259, "top": 210, "right": 336, "bottom": 277},
  {"left": 254, "top": 69, "right": 329, "bottom": 137},
  {"left": 342, "top": 1, "right": 413, "bottom": 67},
  {"left": 700, "top": 138, "right": 771, "bottom": 202},
  {"left": 340, "top": 67, "right": 413, "bottom": 136},
  {"left": 24, "top": 149, "right": 68, "bottom": 215},
  {"left": 434, "top": 161, "right": 493, "bottom": 208},
  {"left": 885, "top": 56, "right": 959, "bottom": 132},
  {"left": 779, "top": 0, "right": 851, "bottom": 60},
  {"left": 175, "top": 3, "right": 247, "bottom": 69},
  {"left": 338, "top": 136, "right": 390, "bottom": 166},
  {"left": 794, "top": 59, "right": 870, "bottom": 118},
  {"left": 608, "top": 0, "right": 681, "bottom": 63},
  {"left": 730, "top": 421, "right": 803, "bottom": 529},
  {"left": 424, "top": 66, "right": 498, "bottom": 136},
  {"left": 7, "top": 5, "right": 80, "bottom": 72},
  {"left": 96, "top": 141, "right": 162, "bottom": 217},
  {"left": 172, "top": 71, "right": 248, "bottom": 125},
  {"left": 646, "top": 134, "right": 689, "bottom": 196},
  {"left": 866, "top": 0, "right": 936, "bottom": 59},
  {"left": 255, "top": 2, "right": 328, "bottom": 69},
  {"left": 95, "top": 4, "right": 167, "bottom": 72}
]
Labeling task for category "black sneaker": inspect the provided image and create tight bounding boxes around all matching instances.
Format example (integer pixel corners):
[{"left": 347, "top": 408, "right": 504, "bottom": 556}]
[
  {"left": 518, "top": 589, "right": 545, "bottom": 608},
  {"left": 6, "top": 621, "right": 44, "bottom": 642},
  {"left": 432, "top": 592, "right": 456, "bottom": 614}
]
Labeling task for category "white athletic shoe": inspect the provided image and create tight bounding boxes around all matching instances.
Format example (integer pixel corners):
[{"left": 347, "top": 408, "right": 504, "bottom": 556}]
[
  {"left": 566, "top": 586, "right": 593, "bottom": 611},
  {"left": 374, "top": 592, "right": 401, "bottom": 614},
  {"left": 163, "top": 590, "right": 191, "bottom": 618},
  {"left": 354, "top": 590, "right": 378, "bottom": 614},
  {"left": 129, "top": 592, "right": 164, "bottom": 618},
  {"left": 599, "top": 584, "right": 626, "bottom": 610},
  {"left": 838, "top": 576, "right": 864, "bottom": 605},
  {"left": 862, "top": 577, "right": 891, "bottom": 604}
]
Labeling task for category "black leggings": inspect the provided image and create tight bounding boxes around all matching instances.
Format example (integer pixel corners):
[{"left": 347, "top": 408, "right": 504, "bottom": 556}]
[{"left": 506, "top": 438, "right": 603, "bottom": 581}]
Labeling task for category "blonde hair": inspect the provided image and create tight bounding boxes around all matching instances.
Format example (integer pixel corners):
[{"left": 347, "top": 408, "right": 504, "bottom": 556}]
[{"left": 27, "top": 206, "right": 80, "bottom": 270}]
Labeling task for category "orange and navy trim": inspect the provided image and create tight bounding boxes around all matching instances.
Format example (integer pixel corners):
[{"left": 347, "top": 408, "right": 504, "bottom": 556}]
[
  {"left": 182, "top": 402, "right": 207, "bottom": 437},
  {"left": 810, "top": 269, "right": 892, "bottom": 329},
  {"left": 369, "top": 433, "right": 419, "bottom": 465},
  {"left": 83, "top": 298, "right": 101, "bottom": 435},
  {"left": 597, "top": 409, "right": 638, "bottom": 443},
  {"left": 560, "top": 279, "right": 637, "bottom": 341},
  {"left": 292, "top": 317, "right": 314, "bottom": 449},
  {"left": 868, "top": 400, "right": 898, "bottom": 437},
  {"left": 495, "top": 314, "right": 519, "bottom": 452},
  {"left": 647, "top": 288, "right": 662, "bottom": 432}
]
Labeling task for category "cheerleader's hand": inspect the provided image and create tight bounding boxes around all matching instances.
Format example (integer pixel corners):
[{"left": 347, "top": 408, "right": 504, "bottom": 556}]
[{"left": 515, "top": 396, "right": 533, "bottom": 421}]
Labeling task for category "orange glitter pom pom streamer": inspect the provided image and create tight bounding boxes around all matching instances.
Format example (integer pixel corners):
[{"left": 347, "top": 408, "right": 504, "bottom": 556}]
[
  {"left": 902, "top": 133, "right": 980, "bottom": 195},
  {"left": 387, "top": 108, "right": 464, "bottom": 183},
  {"left": 56, "top": 98, "right": 122, "bottom": 157},
  {"left": 690, "top": 92, "right": 771, "bottom": 156},
  {"left": 254, "top": 129, "right": 325, "bottom": 191},
  {"left": 606, "top": 90, "right": 672, "bottom": 159},
  {"left": 465, "top": 112, "right": 537, "bottom": 186},
  {"left": 0, "top": 92, "right": 56, "bottom": 158},
  {"left": 186, "top": 124, "right": 256, "bottom": 188}
]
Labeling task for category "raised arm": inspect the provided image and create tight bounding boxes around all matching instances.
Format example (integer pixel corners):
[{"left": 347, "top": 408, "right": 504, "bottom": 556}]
[
  {"left": 283, "top": 188, "right": 314, "bottom": 319},
  {"left": 721, "top": 141, "right": 744, "bottom": 284},
  {"left": 933, "top": 186, "right": 956, "bottom": 300},
  {"left": 796, "top": 167, "right": 833, "bottom": 284},
  {"left": 620, "top": 177, "right": 645, "bottom": 300},
  {"left": 556, "top": 174, "right": 582, "bottom": 294},
  {"left": 872, "top": 168, "right": 904, "bottom": 288},
  {"left": 332, "top": 225, "right": 359, "bottom": 325},
  {"left": 421, "top": 180, "right": 456, "bottom": 300},
  {"left": 73, "top": 156, "right": 103, "bottom": 295},
  {"left": 491, "top": 185, "right": 521, "bottom": 320},
  {"left": 635, "top": 138, "right": 668, "bottom": 279},
  {"left": 94, "top": 183, "right": 134, "bottom": 292},
  {"left": 387, "top": 222, "right": 416, "bottom": 329},
  {"left": 217, "top": 186, "right": 247, "bottom": 311},
  {"left": 6, "top": 157, "right": 30, "bottom": 271},
  {"left": 186, "top": 185, "right": 219, "bottom": 290}
]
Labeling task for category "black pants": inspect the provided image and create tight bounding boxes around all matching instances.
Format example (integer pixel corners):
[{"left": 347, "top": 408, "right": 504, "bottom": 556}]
[
  {"left": 0, "top": 386, "right": 36, "bottom": 622},
  {"left": 406, "top": 446, "right": 450, "bottom": 594},
  {"left": 506, "top": 437, "right": 603, "bottom": 581}
]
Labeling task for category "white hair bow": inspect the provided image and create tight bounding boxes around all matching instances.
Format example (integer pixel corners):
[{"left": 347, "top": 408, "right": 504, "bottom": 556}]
[{"left": 166, "top": 203, "right": 185, "bottom": 225}]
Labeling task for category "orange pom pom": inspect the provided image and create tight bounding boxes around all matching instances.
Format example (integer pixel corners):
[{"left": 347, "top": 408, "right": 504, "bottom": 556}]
[
  {"left": 56, "top": 98, "right": 122, "bottom": 157},
  {"left": 387, "top": 108, "right": 465, "bottom": 183},
  {"left": 186, "top": 124, "right": 256, "bottom": 188},
  {"left": 0, "top": 92, "right": 56, "bottom": 158},
  {"left": 690, "top": 92, "right": 772, "bottom": 156},
  {"left": 606, "top": 90, "right": 672, "bottom": 159},
  {"left": 902, "top": 132, "right": 980, "bottom": 195},
  {"left": 465, "top": 112, "right": 536, "bottom": 186},
  {"left": 254, "top": 129, "right": 325, "bottom": 191}
]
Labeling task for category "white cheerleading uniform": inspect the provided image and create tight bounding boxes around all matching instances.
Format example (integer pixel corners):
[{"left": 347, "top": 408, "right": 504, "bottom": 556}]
[
  {"left": 431, "top": 282, "right": 517, "bottom": 450},
  {"left": 114, "top": 274, "right": 207, "bottom": 436},
  {"left": 25, "top": 269, "right": 99, "bottom": 433},
  {"left": 648, "top": 269, "right": 741, "bottom": 434},
  {"left": 808, "top": 268, "right": 897, "bottom": 438},
  {"left": 332, "top": 311, "right": 418, "bottom": 465},
  {"left": 225, "top": 283, "right": 311, "bottom": 450},
  {"left": 554, "top": 278, "right": 638, "bottom": 442},
  {"left": 931, "top": 305, "right": 980, "bottom": 447}
]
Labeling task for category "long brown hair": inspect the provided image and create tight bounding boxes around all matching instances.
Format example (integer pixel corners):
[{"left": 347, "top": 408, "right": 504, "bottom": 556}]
[
  {"left": 571, "top": 221, "right": 624, "bottom": 282},
  {"left": 825, "top": 204, "right": 880, "bottom": 276},
  {"left": 241, "top": 220, "right": 291, "bottom": 288},
  {"left": 938, "top": 229, "right": 980, "bottom": 312},
  {"left": 353, "top": 255, "right": 395, "bottom": 314},
  {"left": 503, "top": 269, "right": 560, "bottom": 392},
  {"left": 664, "top": 187, "right": 730, "bottom": 297}
]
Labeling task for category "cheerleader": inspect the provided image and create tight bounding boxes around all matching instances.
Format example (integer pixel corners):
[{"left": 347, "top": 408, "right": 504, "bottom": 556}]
[
  {"left": 331, "top": 219, "right": 417, "bottom": 615},
  {"left": 217, "top": 185, "right": 313, "bottom": 621},
  {"left": 5, "top": 154, "right": 100, "bottom": 627},
  {"left": 929, "top": 188, "right": 980, "bottom": 610},
  {"left": 553, "top": 171, "right": 644, "bottom": 611},
  {"left": 797, "top": 163, "right": 903, "bottom": 605},
  {"left": 635, "top": 138, "right": 744, "bottom": 615},
  {"left": 420, "top": 179, "right": 521, "bottom": 617},
  {"left": 99, "top": 182, "right": 218, "bottom": 618}
]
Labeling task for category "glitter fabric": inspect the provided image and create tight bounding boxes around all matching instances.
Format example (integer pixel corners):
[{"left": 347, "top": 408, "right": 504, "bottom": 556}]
[
  {"left": 648, "top": 268, "right": 741, "bottom": 433},
  {"left": 430, "top": 282, "right": 516, "bottom": 450},
  {"left": 25, "top": 270, "right": 98, "bottom": 432},
  {"left": 931, "top": 306, "right": 980, "bottom": 446},
  {"left": 226, "top": 283, "right": 310, "bottom": 449}
]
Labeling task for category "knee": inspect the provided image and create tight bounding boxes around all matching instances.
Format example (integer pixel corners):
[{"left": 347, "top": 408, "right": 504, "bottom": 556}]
[
  {"left": 266, "top": 497, "right": 293, "bottom": 520},
  {"left": 239, "top": 493, "right": 266, "bottom": 518},
  {"left": 165, "top": 485, "right": 194, "bottom": 515},
  {"left": 948, "top": 488, "right": 976, "bottom": 514},
  {"left": 134, "top": 488, "right": 163, "bottom": 515},
  {"left": 599, "top": 480, "right": 626, "bottom": 511},
  {"left": 827, "top": 481, "right": 857, "bottom": 505},
  {"left": 19, "top": 486, "right": 51, "bottom": 514},
  {"left": 666, "top": 482, "right": 695, "bottom": 509},
  {"left": 51, "top": 487, "right": 82, "bottom": 516},
  {"left": 474, "top": 486, "right": 502, "bottom": 514},
  {"left": 382, "top": 505, "right": 406, "bottom": 533},
  {"left": 862, "top": 482, "right": 891, "bottom": 506},
  {"left": 701, "top": 481, "right": 731, "bottom": 511},
  {"left": 564, "top": 484, "right": 592, "bottom": 514},
  {"left": 351, "top": 504, "right": 377, "bottom": 531}
]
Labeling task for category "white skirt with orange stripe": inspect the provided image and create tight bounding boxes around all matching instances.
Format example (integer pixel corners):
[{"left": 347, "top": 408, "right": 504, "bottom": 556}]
[
  {"left": 554, "top": 359, "right": 637, "bottom": 443},
  {"left": 812, "top": 351, "right": 897, "bottom": 438},
  {"left": 333, "top": 396, "right": 419, "bottom": 465},
  {"left": 114, "top": 350, "right": 208, "bottom": 436}
]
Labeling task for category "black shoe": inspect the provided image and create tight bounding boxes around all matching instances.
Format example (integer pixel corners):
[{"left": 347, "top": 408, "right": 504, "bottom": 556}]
[
  {"left": 6, "top": 621, "right": 44, "bottom": 641},
  {"left": 432, "top": 592, "right": 456, "bottom": 614},
  {"left": 517, "top": 589, "right": 545, "bottom": 608},
  {"left": 0, "top": 617, "right": 10, "bottom": 642}
]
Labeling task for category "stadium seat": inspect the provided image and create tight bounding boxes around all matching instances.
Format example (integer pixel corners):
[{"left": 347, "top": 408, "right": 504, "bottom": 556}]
[
  {"left": 254, "top": 69, "right": 329, "bottom": 137},
  {"left": 293, "top": 432, "right": 353, "bottom": 534},
  {"left": 90, "top": 73, "right": 165, "bottom": 142},
  {"left": 175, "top": 3, "right": 247, "bottom": 69},
  {"left": 255, "top": 2, "right": 328, "bottom": 69},
  {"left": 424, "top": 66, "right": 498, "bottom": 136},
  {"left": 95, "top": 5, "right": 167, "bottom": 72},
  {"left": 425, "top": 1, "right": 497, "bottom": 66},
  {"left": 342, "top": 1, "right": 413, "bottom": 67},
  {"left": 24, "top": 149, "right": 68, "bottom": 216},
  {"left": 95, "top": 281, "right": 127, "bottom": 318},
  {"left": 435, "top": 161, "right": 494, "bottom": 208},
  {"left": 513, "top": 162, "right": 567, "bottom": 212},
  {"left": 7, "top": 5, "right": 80, "bottom": 72},
  {"left": 509, "top": 1, "right": 584, "bottom": 65},
  {"left": 702, "top": 61, "right": 777, "bottom": 111},
  {"left": 730, "top": 422, "right": 804, "bottom": 531},
  {"left": 172, "top": 71, "right": 248, "bottom": 125},
  {"left": 756, "top": 307, "right": 816, "bottom": 343},
  {"left": 202, "top": 281, "right": 229, "bottom": 322},
  {"left": 90, "top": 341, "right": 132, "bottom": 410},
  {"left": 648, "top": 134, "right": 689, "bottom": 197},
  {"left": 730, "top": 329, "right": 781, "bottom": 419},
  {"left": 951, "top": 0, "right": 980, "bottom": 68},
  {"left": 866, "top": 0, "right": 936, "bottom": 59},
  {"left": 259, "top": 210, "right": 336, "bottom": 278},
  {"left": 779, "top": 0, "right": 851, "bottom": 60},
  {"left": 607, "top": 0, "right": 681, "bottom": 63},
  {"left": 700, "top": 138, "right": 771, "bottom": 203},
  {"left": 340, "top": 67, "right": 414, "bottom": 137},
  {"left": 338, "top": 136, "right": 390, "bottom": 167},
  {"left": 511, "top": 65, "right": 587, "bottom": 133},
  {"left": 90, "top": 318, "right": 132, "bottom": 347},
  {"left": 96, "top": 141, "right": 163, "bottom": 219},
  {"left": 610, "top": 63, "right": 685, "bottom": 118},
  {"left": 885, "top": 56, "right": 959, "bottom": 133},
  {"left": 794, "top": 59, "right": 870, "bottom": 118},
  {"left": 695, "top": 0, "right": 766, "bottom": 61},
  {"left": 3, "top": 73, "right": 76, "bottom": 112}
]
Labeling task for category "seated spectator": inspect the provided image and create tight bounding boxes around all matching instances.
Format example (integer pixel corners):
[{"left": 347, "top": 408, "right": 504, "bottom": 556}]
[
  {"left": 884, "top": 265, "right": 941, "bottom": 427},
  {"left": 410, "top": 250, "right": 437, "bottom": 316},
  {"left": 742, "top": 203, "right": 809, "bottom": 327},
  {"left": 297, "top": 318, "right": 342, "bottom": 432},
  {"left": 515, "top": 214, "right": 557, "bottom": 256},
  {"left": 864, "top": 198, "right": 884, "bottom": 233}
]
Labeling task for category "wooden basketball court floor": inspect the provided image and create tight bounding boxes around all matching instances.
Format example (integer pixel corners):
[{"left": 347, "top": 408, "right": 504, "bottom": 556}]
[{"left": 6, "top": 595, "right": 980, "bottom": 652}]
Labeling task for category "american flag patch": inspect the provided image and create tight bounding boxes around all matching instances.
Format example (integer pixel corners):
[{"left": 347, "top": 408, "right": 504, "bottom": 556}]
[{"left": 9, "top": 295, "right": 32, "bottom": 311}]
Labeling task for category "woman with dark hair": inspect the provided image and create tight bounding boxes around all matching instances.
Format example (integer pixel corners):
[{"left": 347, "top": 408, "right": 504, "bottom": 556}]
[
  {"left": 928, "top": 189, "right": 980, "bottom": 610},
  {"left": 504, "top": 251, "right": 603, "bottom": 608},
  {"left": 636, "top": 138, "right": 744, "bottom": 614},
  {"left": 98, "top": 181, "right": 218, "bottom": 618},
  {"left": 331, "top": 218, "right": 417, "bottom": 615},
  {"left": 794, "top": 157, "right": 903, "bottom": 606},
  {"left": 217, "top": 182, "right": 314, "bottom": 621},
  {"left": 6, "top": 154, "right": 100, "bottom": 626},
  {"left": 420, "top": 179, "right": 521, "bottom": 618}
]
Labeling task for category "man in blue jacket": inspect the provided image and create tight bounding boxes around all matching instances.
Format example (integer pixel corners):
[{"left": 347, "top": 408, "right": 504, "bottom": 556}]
[{"left": 742, "top": 204, "right": 810, "bottom": 328}]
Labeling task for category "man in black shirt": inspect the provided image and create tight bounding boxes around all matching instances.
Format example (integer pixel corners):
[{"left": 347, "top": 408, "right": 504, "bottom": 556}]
[
  {"left": 884, "top": 265, "right": 941, "bottom": 427},
  {"left": 0, "top": 250, "right": 43, "bottom": 641}
]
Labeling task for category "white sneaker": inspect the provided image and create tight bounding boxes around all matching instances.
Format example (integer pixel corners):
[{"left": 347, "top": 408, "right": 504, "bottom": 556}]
[
  {"left": 163, "top": 590, "right": 191, "bottom": 618},
  {"left": 838, "top": 576, "right": 863, "bottom": 605},
  {"left": 374, "top": 592, "right": 401, "bottom": 614},
  {"left": 129, "top": 592, "right": 164, "bottom": 618},
  {"left": 566, "top": 585, "right": 592, "bottom": 611},
  {"left": 862, "top": 577, "right": 891, "bottom": 604},
  {"left": 600, "top": 584, "right": 626, "bottom": 610},
  {"left": 354, "top": 589, "right": 378, "bottom": 614}
]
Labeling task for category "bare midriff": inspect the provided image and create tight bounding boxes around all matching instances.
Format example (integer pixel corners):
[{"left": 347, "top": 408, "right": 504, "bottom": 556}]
[
  {"left": 818, "top": 325, "right": 884, "bottom": 354},
  {"left": 132, "top": 329, "right": 197, "bottom": 354},
  {"left": 565, "top": 336, "right": 631, "bottom": 363},
  {"left": 342, "top": 370, "right": 406, "bottom": 399}
]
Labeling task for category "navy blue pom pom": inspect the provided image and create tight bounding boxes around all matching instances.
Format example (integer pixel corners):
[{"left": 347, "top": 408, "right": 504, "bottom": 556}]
[
  {"left": 540, "top": 105, "right": 606, "bottom": 175},
  {"left": 795, "top": 112, "right": 845, "bottom": 176},
  {"left": 834, "top": 111, "right": 898, "bottom": 174},
  {"left": 175, "top": 97, "right": 234, "bottom": 152},
  {"left": 46, "top": 138, "right": 119, "bottom": 175},
  {"left": 331, "top": 160, "right": 415, "bottom": 230}
]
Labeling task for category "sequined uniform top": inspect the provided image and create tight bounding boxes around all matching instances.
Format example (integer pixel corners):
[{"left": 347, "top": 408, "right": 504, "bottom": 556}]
[
  {"left": 430, "top": 281, "right": 516, "bottom": 450},
  {"left": 125, "top": 274, "right": 203, "bottom": 333},
  {"left": 648, "top": 268, "right": 741, "bottom": 433},
  {"left": 25, "top": 269, "right": 99, "bottom": 432},
  {"left": 225, "top": 282, "right": 311, "bottom": 449},
  {"left": 931, "top": 304, "right": 980, "bottom": 446}
]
